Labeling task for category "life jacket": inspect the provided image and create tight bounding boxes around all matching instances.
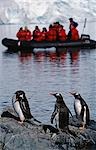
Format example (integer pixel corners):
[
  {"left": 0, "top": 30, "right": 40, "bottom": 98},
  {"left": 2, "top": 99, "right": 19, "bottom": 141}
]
[
  {"left": 33, "top": 29, "right": 42, "bottom": 41},
  {"left": 71, "top": 28, "right": 79, "bottom": 41},
  {"left": 58, "top": 29, "right": 67, "bottom": 41},
  {"left": 46, "top": 28, "right": 57, "bottom": 41},
  {"left": 41, "top": 31, "right": 47, "bottom": 41},
  {"left": 53, "top": 23, "right": 61, "bottom": 33},
  {"left": 16, "top": 30, "right": 26, "bottom": 41},
  {"left": 24, "top": 30, "right": 32, "bottom": 41}
]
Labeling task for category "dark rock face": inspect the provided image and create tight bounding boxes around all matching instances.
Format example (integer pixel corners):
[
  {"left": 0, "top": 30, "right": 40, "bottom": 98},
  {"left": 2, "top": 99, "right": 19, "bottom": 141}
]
[{"left": 0, "top": 107, "right": 96, "bottom": 150}]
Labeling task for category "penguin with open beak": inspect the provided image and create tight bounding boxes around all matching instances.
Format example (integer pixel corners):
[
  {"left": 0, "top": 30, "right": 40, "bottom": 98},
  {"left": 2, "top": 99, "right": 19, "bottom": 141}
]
[
  {"left": 12, "top": 90, "right": 33, "bottom": 124},
  {"left": 50, "top": 93, "right": 72, "bottom": 131},
  {"left": 70, "top": 92, "right": 90, "bottom": 129}
]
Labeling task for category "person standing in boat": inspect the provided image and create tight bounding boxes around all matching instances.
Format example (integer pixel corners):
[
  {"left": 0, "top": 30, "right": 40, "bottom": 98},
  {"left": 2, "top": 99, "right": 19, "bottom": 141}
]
[
  {"left": 67, "top": 18, "right": 78, "bottom": 40},
  {"left": 70, "top": 24, "right": 79, "bottom": 41}
]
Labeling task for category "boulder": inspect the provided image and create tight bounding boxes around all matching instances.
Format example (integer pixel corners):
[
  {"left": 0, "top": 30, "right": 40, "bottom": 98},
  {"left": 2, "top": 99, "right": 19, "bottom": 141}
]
[{"left": 0, "top": 107, "right": 96, "bottom": 150}]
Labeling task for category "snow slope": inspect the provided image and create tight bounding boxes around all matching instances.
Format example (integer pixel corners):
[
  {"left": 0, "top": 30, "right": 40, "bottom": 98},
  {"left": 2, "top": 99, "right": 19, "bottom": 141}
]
[{"left": 0, "top": 0, "right": 96, "bottom": 24}]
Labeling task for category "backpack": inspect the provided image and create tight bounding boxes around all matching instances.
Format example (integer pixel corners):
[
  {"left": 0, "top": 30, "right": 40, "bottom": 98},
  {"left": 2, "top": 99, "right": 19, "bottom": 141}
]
[{"left": 73, "top": 21, "right": 78, "bottom": 28}]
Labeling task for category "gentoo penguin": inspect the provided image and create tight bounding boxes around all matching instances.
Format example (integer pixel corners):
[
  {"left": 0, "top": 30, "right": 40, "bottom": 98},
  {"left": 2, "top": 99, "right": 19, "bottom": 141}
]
[
  {"left": 12, "top": 90, "right": 33, "bottom": 124},
  {"left": 70, "top": 92, "right": 90, "bottom": 129},
  {"left": 50, "top": 93, "right": 72, "bottom": 131},
  {"left": 42, "top": 124, "right": 59, "bottom": 134}
]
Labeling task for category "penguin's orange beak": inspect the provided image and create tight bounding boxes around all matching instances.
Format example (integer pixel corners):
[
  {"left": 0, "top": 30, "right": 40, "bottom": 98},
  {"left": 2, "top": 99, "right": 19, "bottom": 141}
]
[{"left": 50, "top": 93, "right": 55, "bottom": 96}]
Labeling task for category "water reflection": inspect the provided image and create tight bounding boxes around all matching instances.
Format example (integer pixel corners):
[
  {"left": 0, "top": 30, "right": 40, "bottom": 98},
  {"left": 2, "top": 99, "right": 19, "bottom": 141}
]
[
  {"left": 18, "top": 52, "right": 32, "bottom": 63},
  {"left": 69, "top": 48, "right": 80, "bottom": 64},
  {"left": 15, "top": 48, "right": 80, "bottom": 65},
  {"left": 2, "top": 47, "right": 96, "bottom": 122}
]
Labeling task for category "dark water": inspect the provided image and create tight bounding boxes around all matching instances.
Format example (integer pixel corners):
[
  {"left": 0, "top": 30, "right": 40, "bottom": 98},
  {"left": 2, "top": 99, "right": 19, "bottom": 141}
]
[{"left": 0, "top": 23, "right": 96, "bottom": 127}]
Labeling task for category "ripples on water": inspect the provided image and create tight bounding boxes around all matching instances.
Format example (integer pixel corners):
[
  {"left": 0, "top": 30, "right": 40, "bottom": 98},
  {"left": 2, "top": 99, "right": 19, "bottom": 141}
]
[
  {"left": 0, "top": 24, "right": 96, "bottom": 126},
  {"left": 0, "top": 48, "right": 96, "bottom": 124}
]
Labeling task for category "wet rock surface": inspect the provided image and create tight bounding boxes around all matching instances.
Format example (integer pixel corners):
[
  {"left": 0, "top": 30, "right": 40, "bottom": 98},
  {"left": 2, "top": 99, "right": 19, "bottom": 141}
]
[{"left": 0, "top": 107, "right": 96, "bottom": 150}]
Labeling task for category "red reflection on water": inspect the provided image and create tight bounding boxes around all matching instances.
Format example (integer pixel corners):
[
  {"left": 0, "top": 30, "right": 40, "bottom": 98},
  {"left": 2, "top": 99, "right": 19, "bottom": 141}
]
[
  {"left": 49, "top": 51, "right": 67, "bottom": 63},
  {"left": 69, "top": 48, "right": 80, "bottom": 64},
  {"left": 33, "top": 51, "right": 46, "bottom": 62},
  {"left": 18, "top": 48, "right": 80, "bottom": 65},
  {"left": 18, "top": 52, "right": 32, "bottom": 63},
  {"left": 32, "top": 50, "right": 67, "bottom": 63}
]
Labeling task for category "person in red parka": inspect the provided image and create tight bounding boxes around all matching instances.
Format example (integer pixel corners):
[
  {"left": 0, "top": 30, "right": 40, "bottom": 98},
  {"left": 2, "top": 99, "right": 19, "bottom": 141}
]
[
  {"left": 70, "top": 24, "right": 79, "bottom": 41},
  {"left": 58, "top": 25, "right": 67, "bottom": 41},
  {"left": 23, "top": 26, "right": 32, "bottom": 41},
  {"left": 16, "top": 27, "right": 26, "bottom": 41},
  {"left": 46, "top": 24, "right": 57, "bottom": 41},
  {"left": 41, "top": 27, "right": 47, "bottom": 41},
  {"left": 16, "top": 26, "right": 32, "bottom": 41},
  {"left": 67, "top": 18, "right": 78, "bottom": 40},
  {"left": 53, "top": 22, "right": 61, "bottom": 33},
  {"left": 32, "top": 26, "right": 42, "bottom": 42}
]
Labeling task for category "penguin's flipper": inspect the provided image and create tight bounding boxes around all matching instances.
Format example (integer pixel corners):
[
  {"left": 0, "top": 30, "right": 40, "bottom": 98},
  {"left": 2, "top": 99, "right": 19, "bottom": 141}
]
[
  {"left": 20, "top": 100, "right": 32, "bottom": 119},
  {"left": 42, "top": 124, "right": 59, "bottom": 134},
  {"left": 1, "top": 111, "right": 20, "bottom": 121}
]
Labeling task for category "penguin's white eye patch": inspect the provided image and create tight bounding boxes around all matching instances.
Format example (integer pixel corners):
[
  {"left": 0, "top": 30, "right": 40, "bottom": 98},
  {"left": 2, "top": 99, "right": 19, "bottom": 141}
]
[
  {"left": 75, "top": 93, "right": 79, "bottom": 96},
  {"left": 56, "top": 93, "right": 60, "bottom": 96},
  {"left": 19, "top": 94, "right": 23, "bottom": 98}
]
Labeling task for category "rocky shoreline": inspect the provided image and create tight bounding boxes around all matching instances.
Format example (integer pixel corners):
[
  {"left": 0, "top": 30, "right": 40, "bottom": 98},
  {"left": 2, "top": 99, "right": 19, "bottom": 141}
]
[{"left": 0, "top": 107, "right": 96, "bottom": 150}]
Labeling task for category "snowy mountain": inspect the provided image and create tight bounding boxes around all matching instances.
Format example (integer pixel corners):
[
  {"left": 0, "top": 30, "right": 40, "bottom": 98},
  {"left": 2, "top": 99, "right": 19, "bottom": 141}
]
[{"left": 0, "top": 0, "right": 96, "bottom": 24}]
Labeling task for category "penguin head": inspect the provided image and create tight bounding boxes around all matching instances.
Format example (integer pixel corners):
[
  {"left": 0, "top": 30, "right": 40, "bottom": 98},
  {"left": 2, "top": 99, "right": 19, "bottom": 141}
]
[
  {"left": 70, "top": 92, "right": 81, "bottom": 99},
  {"left": 15, "top": 90, "right": 26, "bottom": 101},
  {"left": 50, "top": 92, "right": 64, "bottom": 103},
  {"left": 50, "top": 92, "right": 63, "bottom": 99}
]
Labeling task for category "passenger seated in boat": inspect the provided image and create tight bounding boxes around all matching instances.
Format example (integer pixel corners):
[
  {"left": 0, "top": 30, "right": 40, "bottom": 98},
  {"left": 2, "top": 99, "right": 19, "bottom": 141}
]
[
  {"left": 16, "top": 27, "right": 26, "bottom": 41},
  {"left": 70, "top": 24, "right": 79, "bottom": 41},
  {"left": 46, "top": 24, "right": 57, "bottom": 42},
  {"left": 23, "top": 26, "right": 32, "bottom": 41},
  {"left": 67, "top": 18, "right": 78, "bottom": 40},
  {"left": 33, "top": 26, "right": 42, "bottom": 42},
  {"left": 41, "top": 27, "right": 47, "bottom": 41},
  {"left": 57, "top": 25, "right": 67, "bottom": 41},
  {"left": 53, "top": 21, "right": 61, "bottom": 33}
]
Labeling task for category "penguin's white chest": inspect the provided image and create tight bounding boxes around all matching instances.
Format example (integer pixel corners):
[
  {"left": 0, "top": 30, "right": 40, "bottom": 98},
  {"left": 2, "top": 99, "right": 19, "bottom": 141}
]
[
  {"left": 14, "top": 101, "right": 25, "bottom": 121},
  {"left": 74, "top": 99, "right": 82, "bottom": 115},
  {"left": 55, "top": 112, "right": 59, "bottom": 128}
]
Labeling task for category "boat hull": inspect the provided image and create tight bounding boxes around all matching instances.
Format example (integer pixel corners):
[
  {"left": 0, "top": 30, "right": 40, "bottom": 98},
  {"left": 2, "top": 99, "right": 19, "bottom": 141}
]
[{"left": 2, "top": 36, "right": 96, "bottom": 52}]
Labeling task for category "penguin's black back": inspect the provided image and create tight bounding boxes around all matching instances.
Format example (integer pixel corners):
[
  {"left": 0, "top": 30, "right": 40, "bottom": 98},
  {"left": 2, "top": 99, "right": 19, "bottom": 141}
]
[
  {"left": 80, "top": 98, "right": 90, "bottom": 125},
  {"left": 59, "top": 106, "right": 69, "bottom": 129},
  {"left": 19, "top": 95, "right": 33, "bottom": 119},
  {"left": 56, "top": 99, "right": 69, "bottom": 130}
]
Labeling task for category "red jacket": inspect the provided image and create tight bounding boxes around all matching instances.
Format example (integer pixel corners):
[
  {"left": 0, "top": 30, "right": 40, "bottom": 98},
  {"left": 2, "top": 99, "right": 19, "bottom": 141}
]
[
  {"left": 16, "top": 30, "right": 32, "bottom": 41},
  {"left": 71, "top": 28, "right": 79, "bottom": 41},
  {"left": 24, "top": 30, "right": 32, "bottom": 41},
  {"left": 33, "top": 30, "right": 43, "bottom": 41},
  {"left": 46, "top": 28, "right": 57, "bottom": 41},
  {"left": 16, "top": 30, "right": 26, "bottom": 41},
  {"left": 41, "top": 31, "right": 47, "bottom": 41},
  {"left": 58, "top": 29, "right": 67, "bottom": 41}
]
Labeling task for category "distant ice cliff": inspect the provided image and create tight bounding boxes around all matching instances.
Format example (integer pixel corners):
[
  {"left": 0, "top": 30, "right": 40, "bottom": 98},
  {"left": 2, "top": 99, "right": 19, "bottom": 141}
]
[{"left": 0, "top": 0, "right": 96, "bottom": 24}]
